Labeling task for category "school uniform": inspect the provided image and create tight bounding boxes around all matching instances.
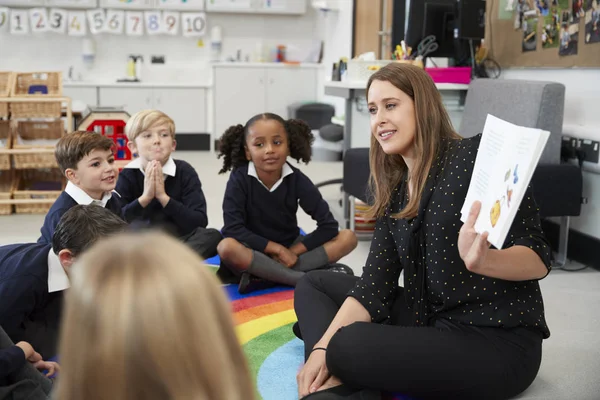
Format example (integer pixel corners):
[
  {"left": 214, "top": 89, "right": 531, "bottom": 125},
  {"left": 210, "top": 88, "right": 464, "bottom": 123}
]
[
  {"left": 116, "top": 157, "right": 221, "bottom": 259},
  {"left": 0, "top": 243, "right": 69, "bottom": 360},
  {"left": 37, "top": 181, "right": 123, "bottom": 244}
]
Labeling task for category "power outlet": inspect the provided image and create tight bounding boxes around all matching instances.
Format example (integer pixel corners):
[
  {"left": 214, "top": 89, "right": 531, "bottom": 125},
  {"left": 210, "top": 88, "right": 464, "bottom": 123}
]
[
  {"left": 576, "top": 138, "right": 600, "bottom": 164},
  {"left": 151, "top": 55, "right": 165, "bottom": 64}
]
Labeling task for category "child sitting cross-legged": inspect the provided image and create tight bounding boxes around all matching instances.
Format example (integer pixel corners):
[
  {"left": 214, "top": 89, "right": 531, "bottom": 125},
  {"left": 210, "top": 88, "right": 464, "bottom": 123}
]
[
  {"left": 216, "top": 113, "right": 358, "bottom": 294},
  {"left": 116, "top": 109, "right": 222, "bottom": 260}
]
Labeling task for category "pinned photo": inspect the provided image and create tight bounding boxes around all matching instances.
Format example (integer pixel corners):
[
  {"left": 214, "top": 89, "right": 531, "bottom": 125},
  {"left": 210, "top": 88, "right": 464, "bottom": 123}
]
[
  {"left": 515, "top": 0, "right": 536, "bottom": 30},
  {"left": 559, "top": 21, "right": 579, "bottom": 55},
  {"left": 522, "top": 15, "right": 539, "bottom": 52},
  {"left": 542, "top": 8, "right": 561, "bottom": 48},
  {"left": 573, "top": 0, "right": 586, "bottom": 23},
  {"left": 536, "top": 0, "right": 551, "bottom": 15},
  {"left": 584, "top": 0, "right": 595, "bottom": 12},
  {"left": 584, "top": 0, "right": 600, "bottom": 43}
]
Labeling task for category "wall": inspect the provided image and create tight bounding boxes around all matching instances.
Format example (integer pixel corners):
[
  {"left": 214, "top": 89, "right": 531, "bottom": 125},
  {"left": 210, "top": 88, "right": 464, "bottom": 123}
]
[{"left": 502, "top": 68, "right": 600, "bottom": 241}]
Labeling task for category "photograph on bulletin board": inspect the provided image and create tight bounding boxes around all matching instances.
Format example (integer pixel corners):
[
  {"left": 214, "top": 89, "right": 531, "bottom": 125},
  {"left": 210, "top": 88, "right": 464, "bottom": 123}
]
[
  {"left": 522, "top": 14, "right": 538, "bottom": 52},
  {"left": 585, "top": 0, "right": 600, "bottom": 43},
  {"left": 559, "top": 12, "right": 579, "bottom": 56},
  {"left": 542, "top": 7, "right": 560, "bottom": 48}
]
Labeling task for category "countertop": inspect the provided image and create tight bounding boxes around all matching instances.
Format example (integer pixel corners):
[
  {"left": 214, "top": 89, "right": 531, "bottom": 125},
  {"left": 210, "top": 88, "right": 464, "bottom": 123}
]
[
  {"left": 63, "top": 81, "right": 211, "bottom": 88},
  {"left": 324, "top": 81, "right": 470, "bottom": 91}
]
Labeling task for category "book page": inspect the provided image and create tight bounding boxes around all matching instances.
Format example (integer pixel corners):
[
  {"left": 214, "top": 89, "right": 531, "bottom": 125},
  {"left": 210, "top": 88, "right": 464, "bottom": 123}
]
[{"left": 461, "top": 115, "right": 549, "bottom": 249}]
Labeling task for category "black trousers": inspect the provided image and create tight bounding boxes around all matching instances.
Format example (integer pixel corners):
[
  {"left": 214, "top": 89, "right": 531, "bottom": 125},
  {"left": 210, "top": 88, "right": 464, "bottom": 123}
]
[
  {"left": 294, "top": 271, "right": 543, "bottom": 400},
  {"left": 180, "top": 227, "right": 222, "bottom": 260}
]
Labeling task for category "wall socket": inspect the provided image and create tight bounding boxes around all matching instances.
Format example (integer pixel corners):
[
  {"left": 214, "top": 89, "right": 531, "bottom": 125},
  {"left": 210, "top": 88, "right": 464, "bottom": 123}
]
[
  {"left": 151, "top": 55, "right": 165, "bottom": 64},
  {"left": 562, "top": 135, "right": 600, "bottom": 174}
]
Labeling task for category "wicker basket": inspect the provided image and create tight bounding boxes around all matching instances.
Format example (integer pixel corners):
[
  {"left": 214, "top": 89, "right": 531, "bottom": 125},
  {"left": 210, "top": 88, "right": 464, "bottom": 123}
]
[
  {"left": 0, "top": 72, "right": 12, "bottom": 119},
  {"left": 13, "top": 169, "right": 64, "bottom": 214},
  {"left": 11, "top": 72, "right": 62, "bottom": 97},
  {"left": 11, "top": 120, "right": 63, "bottom": 169},
  {"left": 0, "top": 120, "right": 10, "bottom": 170},
  {"left": 10, "top": 100, "right": 62, "bottom": 119},
  {"left": 0, "top": 170, "right": 12, "bottom": 215}
]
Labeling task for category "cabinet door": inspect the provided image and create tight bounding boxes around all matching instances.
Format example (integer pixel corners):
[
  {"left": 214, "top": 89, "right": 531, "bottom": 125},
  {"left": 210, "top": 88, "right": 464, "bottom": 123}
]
[
  {"left": 63, "top": 86, "right": 98, "bottom": 108},
  {"left": 45, "top": 0, "right": 98, "bottom": 8},
  {"left": 98, "top": 87, "right": 153, "bottom": 117},
  {"left": 154, "top": 88, "right": 206, "bottom": 133},
  {"left": 98, "top": 0, "right": 153, "bottom": 9},
  {"left": 156, "top": 0, "right": 204, "bottom": 10},
  {"left": 205, "top": 0, "right": 254, "bottom": 13},
  {"left": 266, "top": 68, "right": 317, "bottom": 118},
  {"left": 0, "top": 0, "right": 44, "bottom": 6},
  {"left": 214, "top": 67, "right": 266, "bottom": 137},
  {"left": 257, "top": 0, "right": 306, "bottom": 14}
]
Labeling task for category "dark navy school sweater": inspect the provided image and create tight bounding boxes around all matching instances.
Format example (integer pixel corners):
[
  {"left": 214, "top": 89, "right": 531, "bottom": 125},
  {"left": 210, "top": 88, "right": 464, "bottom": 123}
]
[
  {"left": 0, "top": 244, "right": 64, "bottom": 359},
  {"left": 37, "top": 192, "right": 123, "bottom": 244},
  {"left": 222, "top": 163, "right": 339, "bottom": 252},
  {"left": 0, "top": 341, "right": 26, "bottom": 384},
  {"left": 116, "top": 159, "right": 209, "bottom": 237}
]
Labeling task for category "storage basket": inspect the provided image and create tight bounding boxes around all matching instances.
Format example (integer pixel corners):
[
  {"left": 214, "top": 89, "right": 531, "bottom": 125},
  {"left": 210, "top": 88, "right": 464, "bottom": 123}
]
[
  {"left": 11, "top": 120, "right": 63, "bottom": 169},
  {"left": 0, "top": 170, "right": 13, "bottom": 215},
  {"left": 0, "top": 72, "right": 12, "bottom": 119},
  {"left": 13, "top": 169, "right": 64, "bottom": 214},
  {"left": 10, "top": 100, "right": 62, "bottom": 119},
  {"left": 0, "top": 120, "right": 10, "bottom": 170},
  {"left": 11, "top": 72, "right": 62, "bottom": 97}
]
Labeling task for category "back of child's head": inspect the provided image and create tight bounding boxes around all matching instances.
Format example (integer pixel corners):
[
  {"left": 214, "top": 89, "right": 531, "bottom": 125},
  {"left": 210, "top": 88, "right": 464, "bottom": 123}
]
[
  {"left": 125, "top": 109, "right": 175, "bottom": 142},
  {"left": 55, "top": 131, "right": 114, "bottom": 175},
  {"left": 55, "top": 231, "right": 254, "bottom": 400},
  {"left": 52, "top": 205, "right": 128, "bottom": 256},
  {"left": 217, "top": 112, "right": 314, "bottom": 174}
]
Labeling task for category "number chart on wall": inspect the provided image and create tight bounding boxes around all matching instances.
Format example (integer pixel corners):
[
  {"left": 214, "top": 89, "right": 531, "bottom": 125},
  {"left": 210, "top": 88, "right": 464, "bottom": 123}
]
[{"left": 0, "top": 4, "right": 206, "bottom": 37}]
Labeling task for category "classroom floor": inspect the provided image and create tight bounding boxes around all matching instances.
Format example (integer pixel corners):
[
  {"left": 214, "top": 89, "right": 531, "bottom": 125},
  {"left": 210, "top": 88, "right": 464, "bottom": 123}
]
[{"left": 1, "top": 151, "right": 598, "bottom": 399}]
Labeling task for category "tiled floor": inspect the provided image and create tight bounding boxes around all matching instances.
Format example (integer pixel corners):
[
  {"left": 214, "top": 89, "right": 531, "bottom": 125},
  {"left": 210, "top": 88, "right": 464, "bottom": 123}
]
[{"left": 1, "top": 151, "right": 599, "bottom": 399}]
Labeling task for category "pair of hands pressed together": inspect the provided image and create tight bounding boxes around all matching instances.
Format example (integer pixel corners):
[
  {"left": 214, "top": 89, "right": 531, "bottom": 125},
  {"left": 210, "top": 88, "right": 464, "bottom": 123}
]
[
  {"left": 139, "top": 160, "right": 170, "bottom": 208},
  {"left": 16, "top": 341, "right": 60, "bottom": 377},
  {"left": 296, "top": 201, "right": 491, "bottom": 398}
]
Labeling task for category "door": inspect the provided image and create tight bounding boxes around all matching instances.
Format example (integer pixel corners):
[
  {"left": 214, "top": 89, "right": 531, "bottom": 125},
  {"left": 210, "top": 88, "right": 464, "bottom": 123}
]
[
  {"left": 63, "top": 86, "right": 98, "bottom": 108},
  {"left": 156, "top": 0, "right": 204, "bottom": 10},
  {"left": 353, "top": 0, "right": 394, "bottom": 58},
  {"left": 45, "top": 0, "right": 98, "bottom": 8},
  {"left": 98, "top": 87, "right": 153, "bottom": 117},
  {"left": 265, "top": 68, "right": 318, "bottom": 119},
  {"left": 154, "top": 88, "right": 206, "bottom": 133},
  {"left": 214, "top": 67, "right": 266, "bottom": 138}
]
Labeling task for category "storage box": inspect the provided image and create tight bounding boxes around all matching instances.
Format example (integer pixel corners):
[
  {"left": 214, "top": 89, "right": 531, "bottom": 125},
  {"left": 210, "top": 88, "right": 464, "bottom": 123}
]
[
  {"left": 11, "top": 72, "right": 62, "bottom": 97},
  {"left": 425, "top": 67, "right": 472, "bottom": 84}
]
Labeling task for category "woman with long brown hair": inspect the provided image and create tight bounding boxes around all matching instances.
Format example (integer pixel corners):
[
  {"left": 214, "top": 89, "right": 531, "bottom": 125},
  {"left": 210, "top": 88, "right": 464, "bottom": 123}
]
[
  {"left": 53, "top": 232, "right": 254, "bottom": 400},
  {"left": 294, "top": 63, "right": 551, "bottom": 400}
]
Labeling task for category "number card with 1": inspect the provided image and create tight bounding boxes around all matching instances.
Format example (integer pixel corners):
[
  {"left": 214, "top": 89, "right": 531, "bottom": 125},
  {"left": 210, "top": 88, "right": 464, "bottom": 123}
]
[
  {"left": 29, "top": 8, "right": 49, "bottom": 33},
  {"left": 87, "top": 8, "right": 105, "bottom": 35},
  {"left": 10, "top": 9, "right": 30, "bottom": 35},
  {"left": 125, "top": 11, "right": 143, "bottom": 36},
  {"left": 67, "top": 10, "right": 87, "bottom": 36},
  {"left": 162, "top": 11, "right": 180, "bottom": 35},
  {"left": 144, "top": 10, "right": 162, "bottom": 35},
  {"left": 0, "top": 7, "right": 9, "bottom": 34},
  {"left": 182, "top": 12, "right": 206, "bottom": 37},
  {"left": 49, "top": 8, "right": 68, "bottom": 34},
  {"left": 105, "top": 9, "right": 125, "bottom": 34}
]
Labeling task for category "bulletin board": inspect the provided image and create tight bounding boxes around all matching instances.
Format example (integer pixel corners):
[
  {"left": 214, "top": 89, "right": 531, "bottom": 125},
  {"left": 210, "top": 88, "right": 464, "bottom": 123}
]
[{"left": 486, "top": 0, "right": 600, "bottom": 68}]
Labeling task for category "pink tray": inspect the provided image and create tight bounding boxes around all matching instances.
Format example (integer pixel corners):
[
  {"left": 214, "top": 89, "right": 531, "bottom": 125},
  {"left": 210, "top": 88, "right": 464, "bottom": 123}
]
[{"left": 425, "top": 67, "right": 472, "bottom": 84}]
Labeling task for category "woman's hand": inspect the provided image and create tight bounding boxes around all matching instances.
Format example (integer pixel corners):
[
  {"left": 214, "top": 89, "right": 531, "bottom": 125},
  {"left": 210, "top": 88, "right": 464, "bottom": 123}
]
[
  {"left": 297, "top": 348, "right": 330, "bottom": 398},
  {"left": 458, "top": 201, "right": 491, "bottom": 273}
]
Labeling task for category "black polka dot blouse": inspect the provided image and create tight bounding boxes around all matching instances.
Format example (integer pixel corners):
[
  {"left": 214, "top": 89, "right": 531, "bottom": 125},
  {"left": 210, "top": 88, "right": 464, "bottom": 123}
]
[{"left": 348, "top": 135, "right": 552, "bottom": 338}]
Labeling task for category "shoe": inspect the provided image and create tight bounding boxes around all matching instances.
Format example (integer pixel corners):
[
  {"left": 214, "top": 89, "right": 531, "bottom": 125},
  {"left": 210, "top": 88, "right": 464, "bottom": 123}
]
[
  {"left": 292, "top": 321, "right": 303, "bottom": 340},
  {"left": 326, "top": 263, "right": 354, "bottom": 276},
  {"left": 238, "top": 272, "right": 277, "bottom": 294}
]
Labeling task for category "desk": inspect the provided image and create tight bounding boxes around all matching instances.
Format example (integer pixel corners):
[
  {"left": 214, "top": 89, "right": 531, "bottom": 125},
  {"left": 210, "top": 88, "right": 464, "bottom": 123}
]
[{"left": 324, "top": 80, "right": 469, "bottom": 228}]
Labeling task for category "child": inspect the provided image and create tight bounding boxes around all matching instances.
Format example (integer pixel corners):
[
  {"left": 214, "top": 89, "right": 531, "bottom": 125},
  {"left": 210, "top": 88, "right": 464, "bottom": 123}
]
[
  {"left": 0, "top": 205, "right": 127, "bottom": 359},
  {"left": 216, "top": 113, "right": 357, "bottom": 294},
  {"left": 54, "top": 232, "right": 254, "bottom": 400},
  {"left": 116, "top": 110, "right": 221, "bottom": 260},
  {"left": 38, "top": 131, "right": 122, "bottom": 244}
]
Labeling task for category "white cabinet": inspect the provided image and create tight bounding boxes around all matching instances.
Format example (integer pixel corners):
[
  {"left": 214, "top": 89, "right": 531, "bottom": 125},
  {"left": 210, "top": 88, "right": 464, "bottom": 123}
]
[
  {"left": 206, "top": 0, "right": 305, "bottom": 14},
  {"left": 213, "top": 66, "right": 319, "bottom": 137},
  {"left": 99, "top": 0, "right": 153, "bottom": 9},
  {"left": 156, "top": 0, "right": 205, "bottom": 11},
  {"left": 63, "top": 86, "right": 98, "bottom": 107},
  {"left": 45, "top": 0, "right": 97, "bottom": 8},
  {"left": 98, "top": 87, "right": 206, "bottom": 134}
]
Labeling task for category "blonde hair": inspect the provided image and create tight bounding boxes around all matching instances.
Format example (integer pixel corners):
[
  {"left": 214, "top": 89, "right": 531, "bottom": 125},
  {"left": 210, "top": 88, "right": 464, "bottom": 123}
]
[
  {"left": 125, "top": 109, "right": 176, "bottom": 142},
  {"left": 366, "top": 63, "right": 461, "bottom": 220},
  {"left": 55, "top": 232, "right": 254, "bottom": 400}
]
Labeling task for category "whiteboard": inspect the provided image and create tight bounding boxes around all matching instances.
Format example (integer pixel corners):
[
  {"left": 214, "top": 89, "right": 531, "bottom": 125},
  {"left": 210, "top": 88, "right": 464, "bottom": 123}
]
[
  {"left": 156, "top": 0, "right": 204, "bottom": 11},
  {"left": 45, "top": 0, "right": 98, "bottom": 8}
]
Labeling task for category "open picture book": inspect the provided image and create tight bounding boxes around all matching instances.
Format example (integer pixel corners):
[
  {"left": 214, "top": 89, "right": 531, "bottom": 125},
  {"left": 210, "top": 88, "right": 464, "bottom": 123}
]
[{"left": 460, "top": 114, "right": 550, "bottom": 249}]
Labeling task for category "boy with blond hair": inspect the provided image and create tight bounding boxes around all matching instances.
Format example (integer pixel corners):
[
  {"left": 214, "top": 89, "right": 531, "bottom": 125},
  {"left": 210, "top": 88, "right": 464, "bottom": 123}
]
[
  {"left": 116, "top": 109, "right": 221, "bottom": 259},
  {"left": 38, "top": 131, "right": 122, "bottom": 244}
]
